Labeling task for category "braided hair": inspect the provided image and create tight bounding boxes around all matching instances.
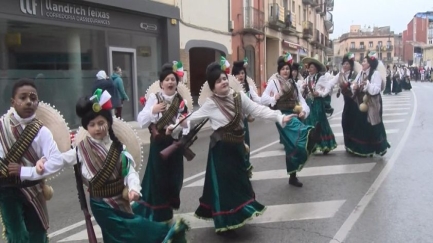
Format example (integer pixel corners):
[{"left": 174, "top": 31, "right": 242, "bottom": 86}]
[{"left": 75, "top": 96, "right": 123, "bottom": 151}]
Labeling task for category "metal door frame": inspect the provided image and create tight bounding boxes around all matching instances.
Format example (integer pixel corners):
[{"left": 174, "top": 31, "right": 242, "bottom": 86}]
[{"left": 108, "top": 47, "right": 138, "bottom": 119}]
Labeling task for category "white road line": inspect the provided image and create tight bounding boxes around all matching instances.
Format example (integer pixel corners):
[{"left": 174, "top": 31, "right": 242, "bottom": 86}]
[
  {"left": 330, "top": 89, "right": 417, "bottom": 243},
  {"left": 384, "top": 107, "right": 410, "bottom": 111},
  {"left": 334, "top": 129, "right": 398, "bottom": 137},
  {"left": 330, "top": 119, "right": 405, "bottom": 128},
  {"left": 381, "top": 104, "right": 410, "bottom": 107},
  {"left": 58, "top": 200, "right": 346, "bottom": 242},
  {"left": 185, "top": 163, "right": 376, "bottom": 187},
  {"left": 330, "top": 113, "right": 408, "bottom": 121}
]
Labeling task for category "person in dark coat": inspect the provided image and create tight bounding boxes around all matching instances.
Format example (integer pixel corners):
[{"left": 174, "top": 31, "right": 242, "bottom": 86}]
[{"left": 92, "top": 70, "right": 120, "bottom": 115}]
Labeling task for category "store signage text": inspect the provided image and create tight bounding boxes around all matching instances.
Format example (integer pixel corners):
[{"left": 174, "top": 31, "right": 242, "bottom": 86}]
[
  {"left": 140, "top": 23, "right": 157, "bottom": 31},
  {"left": 20, "top": 0, "right": 111, "bottom": 26}
]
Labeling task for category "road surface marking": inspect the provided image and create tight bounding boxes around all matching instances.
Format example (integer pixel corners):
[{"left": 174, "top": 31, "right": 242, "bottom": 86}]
[
  {"left": 330, "top": 89, "right": 417, "bottom": 243},
  {"left": 58, "top": 200, "right": 346, "bottom": 242},
  {"left": 334, "top": 129, "right": 398, "bottom": 137},
  {"left": 185, "top": 163, "right": 376, "bottom": 188},
  {"left": 330, "top": 119, "right": 405, "bottom": 128}
]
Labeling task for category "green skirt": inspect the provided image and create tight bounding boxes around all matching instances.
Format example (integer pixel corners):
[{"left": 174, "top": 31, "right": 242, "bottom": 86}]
[
  {"left": 243, "top": 118, "right": 253, "bottom": 177},
  {"left": 91, "top": 199, "right": 188, "bottom": 243},
  {"left": 276, "top": 111, "right": 315, "bottom": 174},
  {"left": 305, "top": 97, "right": 338, "bottom": 152},
  {"left": 345, "top": 96, "right": 390, "bottom": 156},
  {"left": 0, "top": 188, "right": 47, "bottom": 243},
  {"left": 194, "top": 140, "right": 266, "bottom": 232},
  {"left": 133, "top": 137, "right": 184, "bottom": 222}
]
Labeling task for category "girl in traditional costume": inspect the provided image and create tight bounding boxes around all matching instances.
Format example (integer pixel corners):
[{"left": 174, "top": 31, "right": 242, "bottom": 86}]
[
  {"left": 261, "top": 53, "right": 321, "bottom": 187},
  {"left": 391, "top": 65, "right": 402, "bottom": 95},
  {"left": 300, "top": 55, "right": 337, "bottom": 154},
  {"left": 346, "top": 51, "right": 390, "bottom": 156},
  {"left": 134, "top": 61, "right": 193, "bottom": 223},
  {"left": 328, "top": 52, "right": 361, "bottom": 147},
  {"left": 231, "top": 57, "right": 260, "bottom": 177},
  {"left": 383, "top": 65, "right": 392, "bottom": 95},
  {"left": 0, "top": 79, "right": 69, "bottom": 243},
  {"left": 36, "top": 89, "right": 189, "bottom": 243},
  {"left": 173, "top": 62, "right": 294, "bottom": 234}
]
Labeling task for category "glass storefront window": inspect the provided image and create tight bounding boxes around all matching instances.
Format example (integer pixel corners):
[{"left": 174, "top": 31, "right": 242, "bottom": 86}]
[{"left": 0, "top": 18, "right": 160, "bottom": 128}]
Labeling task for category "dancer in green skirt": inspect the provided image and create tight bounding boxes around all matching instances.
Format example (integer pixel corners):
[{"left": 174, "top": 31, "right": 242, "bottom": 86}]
[
  {"left": 261, "top": 53, "right": 321, "bottom": 187},
  {"left": 169, "top": 62, "right": 294, "bottom": 234},
  {"left": 134, "top": 61, "right": 193, "bottom": 222},
  {"left": 35, "top": 89, "right": 189, "bottom": 243},
  {"left": 231, "top": 58, "right": 261, "bottom": 178},
  {"left": 347, "top": 51, "right": 390, "bottom": 156},
  {"left": 300, "top": 55, "right": 338, "bottom": 154}
]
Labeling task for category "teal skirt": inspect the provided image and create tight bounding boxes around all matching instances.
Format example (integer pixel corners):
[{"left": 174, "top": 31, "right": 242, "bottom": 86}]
[
  {"left": 194, "top": 140, "right": 266, "bottom": 232},
  {"left": 344, "top": 96, "right": 390, "bottom": 156},
  {"left": 305, "top": 97, "right": 337, "bottom": 152},
  {"left": 243, "top": 118, "right": 253, "bottom": 177},
  {"left": 276, "top": 111, "right": 315, "bottom": 174},
  {"left": 91, "top": 199, "right": 188, "bottom": 243},
  {"left": 133, "top": 137, "right": 184, "bottom": 222},
  {"left": 0, "top": 188, "right": 47, "bottom": 243}
]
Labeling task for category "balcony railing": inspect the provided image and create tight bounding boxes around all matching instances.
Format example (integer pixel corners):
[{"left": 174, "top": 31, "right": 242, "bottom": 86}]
[
  {"left": 349, "top": 47, "right": 367, "bottom": 52},
  {"left": 282, "top": 11, "right": 296, "bottom": 34},
  {"left": 244, "top": 6, "right": 264, "bottom": 33},
  {"left": 268, "top": 3, "right": 285, "bottom": 30},
  {"left": 302, "top": 21, "right": 313, "bottom": 39},
  {"left": 302, "top": 0, "right": 318, "bottom": 6},
  {"left": 325, "top": 12, "right": 334, "bottom": 32},
  {"left": 376, "top": 45, "right": 394, "bottom": 52},
  {"left": 325, "top": 0, "right": 334, "bottom": 11}
]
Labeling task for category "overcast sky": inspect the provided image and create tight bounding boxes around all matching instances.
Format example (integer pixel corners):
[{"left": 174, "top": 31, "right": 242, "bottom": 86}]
[{"left": 330, "top": 0, "right": 433, "bottom": 39}]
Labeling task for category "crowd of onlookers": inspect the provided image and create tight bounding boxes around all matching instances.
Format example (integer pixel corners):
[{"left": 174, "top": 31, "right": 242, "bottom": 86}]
[{"left": 409, "top": 66, "right": 432, "bottom": 82}]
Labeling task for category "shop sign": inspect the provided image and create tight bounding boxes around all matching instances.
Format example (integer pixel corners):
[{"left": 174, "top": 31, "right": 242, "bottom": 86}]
[
  {"left": 20, "top": 0, "right": 111, "bottom": 25},
  {"left": 1, "top": 0, "right": 160, "bottom": 33}
]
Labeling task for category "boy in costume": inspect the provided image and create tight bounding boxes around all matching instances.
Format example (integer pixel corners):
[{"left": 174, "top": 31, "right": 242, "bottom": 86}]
[{"left": 0, "top": 78, "right": 67, "bottom": 243}]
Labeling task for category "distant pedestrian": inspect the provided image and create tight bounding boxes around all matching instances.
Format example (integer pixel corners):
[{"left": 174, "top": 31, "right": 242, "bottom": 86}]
[{"left": 111, "top": 67, "right": 129, "bottom": 118}]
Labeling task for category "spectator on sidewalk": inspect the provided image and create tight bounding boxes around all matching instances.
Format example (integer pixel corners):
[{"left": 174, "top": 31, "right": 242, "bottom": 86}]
[
  {"left": 111, "top": 67, "right": 129, "bottom": 118},
  {"left": 92, "top": 70, "right": 119, "bottom": 115}
]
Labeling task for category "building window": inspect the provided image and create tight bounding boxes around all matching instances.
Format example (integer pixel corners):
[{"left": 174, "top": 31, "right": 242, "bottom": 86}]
[
  {"left": 378, "top": 41, "right": 382, "bottom": 47},
  {"left": 429, "top": 39, "right": 433, "bottom": 44},
  {"left": 303, "top": 8, "right": 307, "bottom": 21},
  {"left": 387, "top": 41, "right": 391, "bottom": 48},
  {"left": 350, "top": 42, "right": 355, "bottom": 49},
  {"left": 292, "top": 1, "right": 295, "bottom": 12},
  {"left": 369, "top": 42, "right": 373, "bottom": 48},
  {"left": 387, "top": 52, "right": 391, "bottom": 60},
  {"left": 360, "top": 53, "right": 365, "bottom": 61},
  {"left": 360, "top": 42, "right": 365, "bottom": 49}
]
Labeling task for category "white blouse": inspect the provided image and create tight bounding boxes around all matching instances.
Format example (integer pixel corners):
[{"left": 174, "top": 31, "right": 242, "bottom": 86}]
[
  {"left": 261, "top": 77, "right": 310, "bottom": 118},
  {"left": 246, "top": 85, "right": 261, "bottom": 104},
  {"left": 183, "top": 90, "right": 284, "bottom": 131},
  {"left": 353, "top": 69, "right": 382, "bottom": 96},
  {"left": 137, "top": 91, "right": 190, "bottom": 135},
  {"left": 62, "top": 135, "right": 142, "bottom": 195},
  {"left": 298, "top": 74, "right": 332, "bottom": 98}
]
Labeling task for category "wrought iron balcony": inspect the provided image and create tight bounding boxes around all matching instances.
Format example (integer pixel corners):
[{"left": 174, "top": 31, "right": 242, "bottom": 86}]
[
  {"left": 281, "top": 11, "right": 297, "bottom": 34},
  {"left": 302, "top": 0, "right": 318, "bottom": 7},
  {"left": 349, "top": 47, "right": 367, "bottom": 52},
  {"left": 325, "top": 47, "right": 333, "bottom": 56},
  {"left": 325, "top": 0, "right": 334, "bottom": 11},
  {"left": 244, "top": 6, "right": 265, "bottom": 34},
  {"left": 376, "top": 45, "right": 394, "bottom": 52},
  {"left": 302, "top": 21, "right": 313, "bottom": 40},
  {"left": 268, "top": 3, "right": 285, "bottom": 30},
  {"left": 325, "top": 12, "right": 334, "bottom": 32}
]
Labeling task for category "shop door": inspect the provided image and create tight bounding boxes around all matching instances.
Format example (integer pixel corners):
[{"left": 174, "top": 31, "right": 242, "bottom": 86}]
[{"left": 108, "top": 47, "right": 138, "bottom": 121}]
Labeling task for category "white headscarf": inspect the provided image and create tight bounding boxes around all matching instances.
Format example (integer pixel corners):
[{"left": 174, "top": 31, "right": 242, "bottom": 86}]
[{"left": 96, "top": 70, "right": 108, "bottom": 80}]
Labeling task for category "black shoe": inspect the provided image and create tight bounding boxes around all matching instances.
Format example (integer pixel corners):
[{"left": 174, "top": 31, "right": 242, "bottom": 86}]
[
  {"left": 289, "top": 173, "right": 303, "bottom": 187},
  {"left": 217, "top": 230, "right": 238, "bottom": 238},
  {"left": 289, "top": 177, "right": 303, "bottom": 187},
  {"left": 323, "top": 150, "right": 330, "bottom": 155}
]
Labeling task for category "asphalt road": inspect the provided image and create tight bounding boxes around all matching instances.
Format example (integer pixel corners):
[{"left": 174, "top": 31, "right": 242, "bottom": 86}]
[{"left": 2, "top": 82, "right": 432, "bottom": 243}]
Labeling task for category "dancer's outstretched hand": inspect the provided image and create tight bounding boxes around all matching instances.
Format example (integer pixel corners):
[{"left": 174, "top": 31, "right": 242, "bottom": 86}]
[{"left": 129, "top": 191, "right": 140, "bottom": 202}]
